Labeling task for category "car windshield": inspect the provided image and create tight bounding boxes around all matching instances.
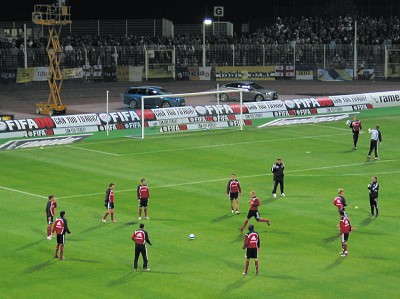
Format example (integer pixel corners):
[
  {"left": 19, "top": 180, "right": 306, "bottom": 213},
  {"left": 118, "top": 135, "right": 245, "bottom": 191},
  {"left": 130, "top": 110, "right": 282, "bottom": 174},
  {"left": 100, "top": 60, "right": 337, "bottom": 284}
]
[
  {"left": 157, "top": 88, "right": 171, "bottom": 95},
  {"left": 249, "top": 83, "right": 264, "bottom": 90}
]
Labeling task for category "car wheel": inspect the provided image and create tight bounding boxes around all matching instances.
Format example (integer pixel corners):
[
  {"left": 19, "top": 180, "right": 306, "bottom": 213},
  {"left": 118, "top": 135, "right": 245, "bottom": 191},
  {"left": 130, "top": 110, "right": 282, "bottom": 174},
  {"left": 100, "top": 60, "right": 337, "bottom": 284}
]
[
  {"left": 220, "top": 93, "right": 229, "bottom": 102},
  {"left": 161, "top": 101, "right": 171, "bottom": 108},
  {"left": 255, "top": 94, "right": 264, "bottom": 102},
  {"left": 129, "top": 100, "right": 138, "bottom": 109}
]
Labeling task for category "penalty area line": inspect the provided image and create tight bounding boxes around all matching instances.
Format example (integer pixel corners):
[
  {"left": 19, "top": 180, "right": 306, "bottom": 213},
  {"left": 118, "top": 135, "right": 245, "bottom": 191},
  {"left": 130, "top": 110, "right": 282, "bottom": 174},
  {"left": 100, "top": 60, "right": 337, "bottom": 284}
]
[
  {"left": 65, "top": 145, "right": 120, "bottom": 156},
  {"left": 0, "top": 186, "right": 46, "bottom": 199}
]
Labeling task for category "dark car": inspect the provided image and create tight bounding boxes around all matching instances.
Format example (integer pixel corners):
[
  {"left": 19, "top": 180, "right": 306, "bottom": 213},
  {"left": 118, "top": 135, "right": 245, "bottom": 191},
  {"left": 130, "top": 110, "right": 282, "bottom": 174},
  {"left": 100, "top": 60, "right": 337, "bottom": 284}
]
[
  {"left": 121, "top": 86, "right": 185, "bottom": 109},
  {"left": 218, "top": 81, "right": 278, "bottom": 102}
]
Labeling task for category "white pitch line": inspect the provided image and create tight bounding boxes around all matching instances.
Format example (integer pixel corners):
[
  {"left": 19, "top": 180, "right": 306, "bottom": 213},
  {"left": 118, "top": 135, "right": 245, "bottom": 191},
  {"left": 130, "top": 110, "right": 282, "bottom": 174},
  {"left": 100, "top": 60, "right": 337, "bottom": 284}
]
[
  {"left": 65, "top": 145, "right": 120, "bottom": 156},
  {"left": 0, "top": 186, "right": 46, "bottom": 199},
  {"left": 117, "top": 132, "right": 348, "bottom": 157},
  {"left": 56, "top": 159, "right": 397, "bottom": 199}
]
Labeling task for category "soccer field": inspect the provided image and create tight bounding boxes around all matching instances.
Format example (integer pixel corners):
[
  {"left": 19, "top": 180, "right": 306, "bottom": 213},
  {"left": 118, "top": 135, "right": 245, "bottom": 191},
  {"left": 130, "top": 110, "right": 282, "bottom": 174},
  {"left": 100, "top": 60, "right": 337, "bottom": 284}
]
[{"left": 1, "top": 107, "right": 399, "bottom": 299}]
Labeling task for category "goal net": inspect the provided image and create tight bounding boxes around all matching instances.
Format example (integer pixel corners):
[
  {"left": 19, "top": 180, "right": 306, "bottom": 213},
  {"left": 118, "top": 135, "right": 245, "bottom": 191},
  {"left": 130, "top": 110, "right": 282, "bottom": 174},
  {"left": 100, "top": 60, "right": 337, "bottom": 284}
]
[
  {"left": 144, "top": 47, "right": 176, "bottom": 80},
  {"left": 120, "top": 88, "right": 246, "bottom": 139}
]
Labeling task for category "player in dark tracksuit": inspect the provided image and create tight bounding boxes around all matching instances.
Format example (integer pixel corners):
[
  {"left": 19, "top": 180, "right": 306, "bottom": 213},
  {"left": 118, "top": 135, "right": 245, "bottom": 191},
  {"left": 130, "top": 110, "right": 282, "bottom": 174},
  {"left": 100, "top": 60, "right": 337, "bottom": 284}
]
[
  {"left": 348, "top": 116, "right": 362, "bottom": 149},
  {"left": 271, "top": 158, "right": 285, "bottom": 197},
  {"left": 368, "top": 176, "right": 379, "bottom": 217},
  {"left": 132, "top": 223, "right": 152, "bottom": 271}
]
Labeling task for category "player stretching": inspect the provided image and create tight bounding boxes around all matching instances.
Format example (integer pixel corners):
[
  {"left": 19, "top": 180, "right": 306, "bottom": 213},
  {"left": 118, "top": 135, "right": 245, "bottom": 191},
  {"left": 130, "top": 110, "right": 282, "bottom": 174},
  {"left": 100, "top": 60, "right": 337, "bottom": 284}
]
[
  {"left": 226, "top": 173, "right": 242, "bottom": 214},
  {"left": 242, "top": 224, "right": 260, "bottom": 275},
  {"left": 239, "top": 191, "right": 270, "bottom": 232}
]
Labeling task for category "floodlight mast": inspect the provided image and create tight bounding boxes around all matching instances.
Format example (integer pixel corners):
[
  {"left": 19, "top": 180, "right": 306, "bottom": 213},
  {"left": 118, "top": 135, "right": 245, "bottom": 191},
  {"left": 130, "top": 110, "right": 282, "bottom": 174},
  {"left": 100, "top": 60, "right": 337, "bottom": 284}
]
[{"left": 32, "top": 1, "right": 72, "bottom": 116}]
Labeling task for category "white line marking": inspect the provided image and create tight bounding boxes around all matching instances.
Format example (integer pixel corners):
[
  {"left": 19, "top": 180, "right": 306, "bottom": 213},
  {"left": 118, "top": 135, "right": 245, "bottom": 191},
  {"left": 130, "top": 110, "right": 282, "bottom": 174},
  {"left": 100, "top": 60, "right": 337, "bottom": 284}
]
[
  {"left": 0, "top": 186, "right": 46, "bottom": 199},
  {"left": 65, "top": 145, "right": 120, "bottom": 156},
  {"left": 56, "top": 159, "right": 397, "bottom": 199}
]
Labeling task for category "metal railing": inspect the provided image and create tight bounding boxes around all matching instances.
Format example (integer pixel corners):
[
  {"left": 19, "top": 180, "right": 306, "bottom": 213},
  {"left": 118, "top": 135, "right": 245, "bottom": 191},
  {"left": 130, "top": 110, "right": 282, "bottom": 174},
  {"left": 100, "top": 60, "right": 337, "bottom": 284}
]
[{"left": 1, "top": 43, "right": 398, "bottom": 78}]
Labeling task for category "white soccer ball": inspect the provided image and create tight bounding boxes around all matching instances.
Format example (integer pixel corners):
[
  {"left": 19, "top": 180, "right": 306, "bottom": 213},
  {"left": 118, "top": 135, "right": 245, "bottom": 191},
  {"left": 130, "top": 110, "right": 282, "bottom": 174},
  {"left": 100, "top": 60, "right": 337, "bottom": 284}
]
[
  {"left": 189, "top": 233, "right": 195, "bottom": 240},
  {"left": 346, "top": 120, "right": 351, "bottom": 126}
]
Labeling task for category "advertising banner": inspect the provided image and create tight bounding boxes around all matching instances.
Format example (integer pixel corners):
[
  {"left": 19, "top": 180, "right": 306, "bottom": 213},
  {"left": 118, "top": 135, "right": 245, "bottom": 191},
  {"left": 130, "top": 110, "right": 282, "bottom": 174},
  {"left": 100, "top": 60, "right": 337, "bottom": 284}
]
[
  {"left": 116, "top": 66, "right": 129, "bottom": 81},
  {"left": 296, "top": 68, "right": 313, "bottom": 80},
  {"left": 215, "top": 66, "right": 276, "bottom": 81},
  {"left": 129, "top": 66, "right": 143, "bottom": 82},
  {"left": 16, "top": 67, "right": 35, "bottom": 83},
  {"left": 0, "top": 69, "right": 17, "bottom": 83},
  {"left": 33, "top": 67, "right": 48, "bottom": 81}
]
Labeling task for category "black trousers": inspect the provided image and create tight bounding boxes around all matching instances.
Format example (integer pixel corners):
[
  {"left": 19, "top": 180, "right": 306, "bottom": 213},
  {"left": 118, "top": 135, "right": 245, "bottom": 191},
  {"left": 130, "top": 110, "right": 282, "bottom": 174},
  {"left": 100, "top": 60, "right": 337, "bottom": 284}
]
[
  {"left": 272, "top": 179, "right": 284, "bottom": 194},
  {"left": 369, "top": 196, "right": 379, "bottom": 214},
  {"left": 134, "top": 244, "right": 148, "bottom": 269},
  {"left": 353, "top": 132, "right": 359, "bottom": 147},
  {"left": 368, "top": 140, "right": 378, "bottom": 157}
]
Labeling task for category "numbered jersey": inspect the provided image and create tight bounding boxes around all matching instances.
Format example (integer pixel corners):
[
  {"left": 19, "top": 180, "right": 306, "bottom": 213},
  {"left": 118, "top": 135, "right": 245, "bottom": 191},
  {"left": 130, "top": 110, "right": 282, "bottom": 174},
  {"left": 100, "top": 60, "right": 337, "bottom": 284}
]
[{"left": 53, "top": 218, "right": 65, "bottom": 235}]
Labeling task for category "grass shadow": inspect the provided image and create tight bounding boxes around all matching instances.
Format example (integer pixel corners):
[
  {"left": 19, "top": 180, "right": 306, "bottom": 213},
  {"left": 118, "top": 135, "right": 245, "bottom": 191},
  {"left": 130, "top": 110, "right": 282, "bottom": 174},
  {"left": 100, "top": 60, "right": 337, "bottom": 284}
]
[
  {"left": 359, "top": 216, "right": 374, "bottom": 227},
  {"left": 16, "top": 239, "right": 46, "bottom": 251},
  {"left": 211, "top": 214, "right": 232, "bottom": 223},
  {"left": 323, "top": 234, "right": 339, "bottom": 243},
  {"left": 324, "top": 257, "right": 345, "bottom": 270},
  {"left": 80, "top": 225, "right": 103, "bottom": 234},
  {"left": 24, "top": 259, "right": 54, "bottom": 274}
]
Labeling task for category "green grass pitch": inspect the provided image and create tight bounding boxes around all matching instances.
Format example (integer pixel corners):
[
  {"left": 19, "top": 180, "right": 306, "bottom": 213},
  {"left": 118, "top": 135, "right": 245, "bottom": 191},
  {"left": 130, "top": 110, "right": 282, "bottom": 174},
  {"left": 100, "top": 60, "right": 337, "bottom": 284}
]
[{"left": 0, "top": 107, "right": 399, "bottom": 299}]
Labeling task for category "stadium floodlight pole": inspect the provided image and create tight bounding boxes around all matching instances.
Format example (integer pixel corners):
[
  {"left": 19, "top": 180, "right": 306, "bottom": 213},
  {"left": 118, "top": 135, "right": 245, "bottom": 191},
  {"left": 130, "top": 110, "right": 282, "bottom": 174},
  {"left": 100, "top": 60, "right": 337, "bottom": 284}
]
[
  {"left": 240, "top": 90, "right": 243, "bottom": 130},
  {"left": 106, "top": 90, "right": 109, "bottom": 136},
  {"left": 202, "top": 18, "right": 212, "bottom": 68}
]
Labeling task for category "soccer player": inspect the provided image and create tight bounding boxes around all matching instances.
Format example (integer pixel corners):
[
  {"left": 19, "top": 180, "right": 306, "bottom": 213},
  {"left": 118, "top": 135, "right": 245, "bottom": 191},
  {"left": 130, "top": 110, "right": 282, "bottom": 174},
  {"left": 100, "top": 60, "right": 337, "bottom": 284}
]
[
  {"left": 333, "top": 188, "right": 347, "bottom": 216},
  {"left": 52, "top": 211, "right": 72, "bottom": 260},
  {"left": 339, "top": 210, "right": 352, "bottom": 257},
  {"left": 368, "top": 176, "right": 379, "bottom": 217},
  {"left": 45, "top": 195, "right": 57, "bottom": 240},
  {"left": 242, "top": 224, "right": 260, "bottom": 275},
  {"left": 226, "top": 173, "right": 242, "bottom": 214},
  {"left": 102, "top": 183, "right": 117, "bottom": 223},
  {"left": 132, "top": 223, "right": 152, "bottom": 271},
  {"left": 348, "top": 115, "right": 363, "bottom": 149},
  {"left": 367, "top": 125, "right": 382, "bottom": 160},
  {"left": 271, "top": 158, "right": 285, "bottom": 198},
  {"left": 240, "top": 191, "right": 270, "bottom": 232},
  {"left": 137, "top": 178, "right": 150, "bottom": 220}
]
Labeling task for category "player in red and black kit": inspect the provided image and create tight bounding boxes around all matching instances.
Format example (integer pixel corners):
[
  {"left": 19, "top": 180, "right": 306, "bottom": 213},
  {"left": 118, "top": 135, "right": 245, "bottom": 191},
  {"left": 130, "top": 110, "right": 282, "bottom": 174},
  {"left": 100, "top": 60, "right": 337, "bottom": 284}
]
[
  {"left": 333, "top": 188, "right": 347, "bottom": 216},
  {"left": 132, "top": 223, "right": 152, "bottom": 271},
  {"left": 102, "top": 183, "right": 117, "bottom": 223},
  {"left": 45, "top": 195, "right": 57, "bottom": 240},
  {"left": 226, "top": 173, "right": 242, "bottom": 214},
  {"left": 242, "top": 224, "right": 260, "bottom": 275},
  {"left": 137, "top": 178, "right": 150, "bottom": 220},
  {"left": 239, "top": 191, "right": 270, "bottom": 232},
  {"left": 52, "top": 210, "right": 71, "bottom": 260},
  {"left": 339, "top": 210, "right": 352, "bottom": 257},
  {"left": 348, "top": 115, "right": 363, "bottom": 149}
]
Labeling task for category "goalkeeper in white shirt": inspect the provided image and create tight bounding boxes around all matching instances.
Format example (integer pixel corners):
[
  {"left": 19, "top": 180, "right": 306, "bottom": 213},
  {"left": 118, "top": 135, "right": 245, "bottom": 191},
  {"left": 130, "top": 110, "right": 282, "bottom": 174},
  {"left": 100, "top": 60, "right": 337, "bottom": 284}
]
[{"left": 367, "top": 125, "right": 382, "bottom": 160}]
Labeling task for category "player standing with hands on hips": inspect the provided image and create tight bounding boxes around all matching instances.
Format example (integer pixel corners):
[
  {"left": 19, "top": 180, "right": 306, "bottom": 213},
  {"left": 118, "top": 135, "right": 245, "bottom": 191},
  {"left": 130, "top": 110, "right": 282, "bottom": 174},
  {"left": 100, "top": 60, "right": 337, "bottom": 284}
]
[
  {"left": 367, "top": 125, "right": 382, "bottom": 160},
  {"left": 271, "top": 158, "right": 285, "bottom": 198},
  {"left": 132, "top": 223, "right": 152, "bottom": 271},
  {"left": 368, "top": 176, "right": 379, "bottom": 217},
  {"left": 242, "top": 224, "right": 260, "bottom": 275},
  {"left": 226, "top": 173, "right": 242, "bottom": 214},
  {"left": 137, "top": 178, "right": 150, "bottom": 220}
]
